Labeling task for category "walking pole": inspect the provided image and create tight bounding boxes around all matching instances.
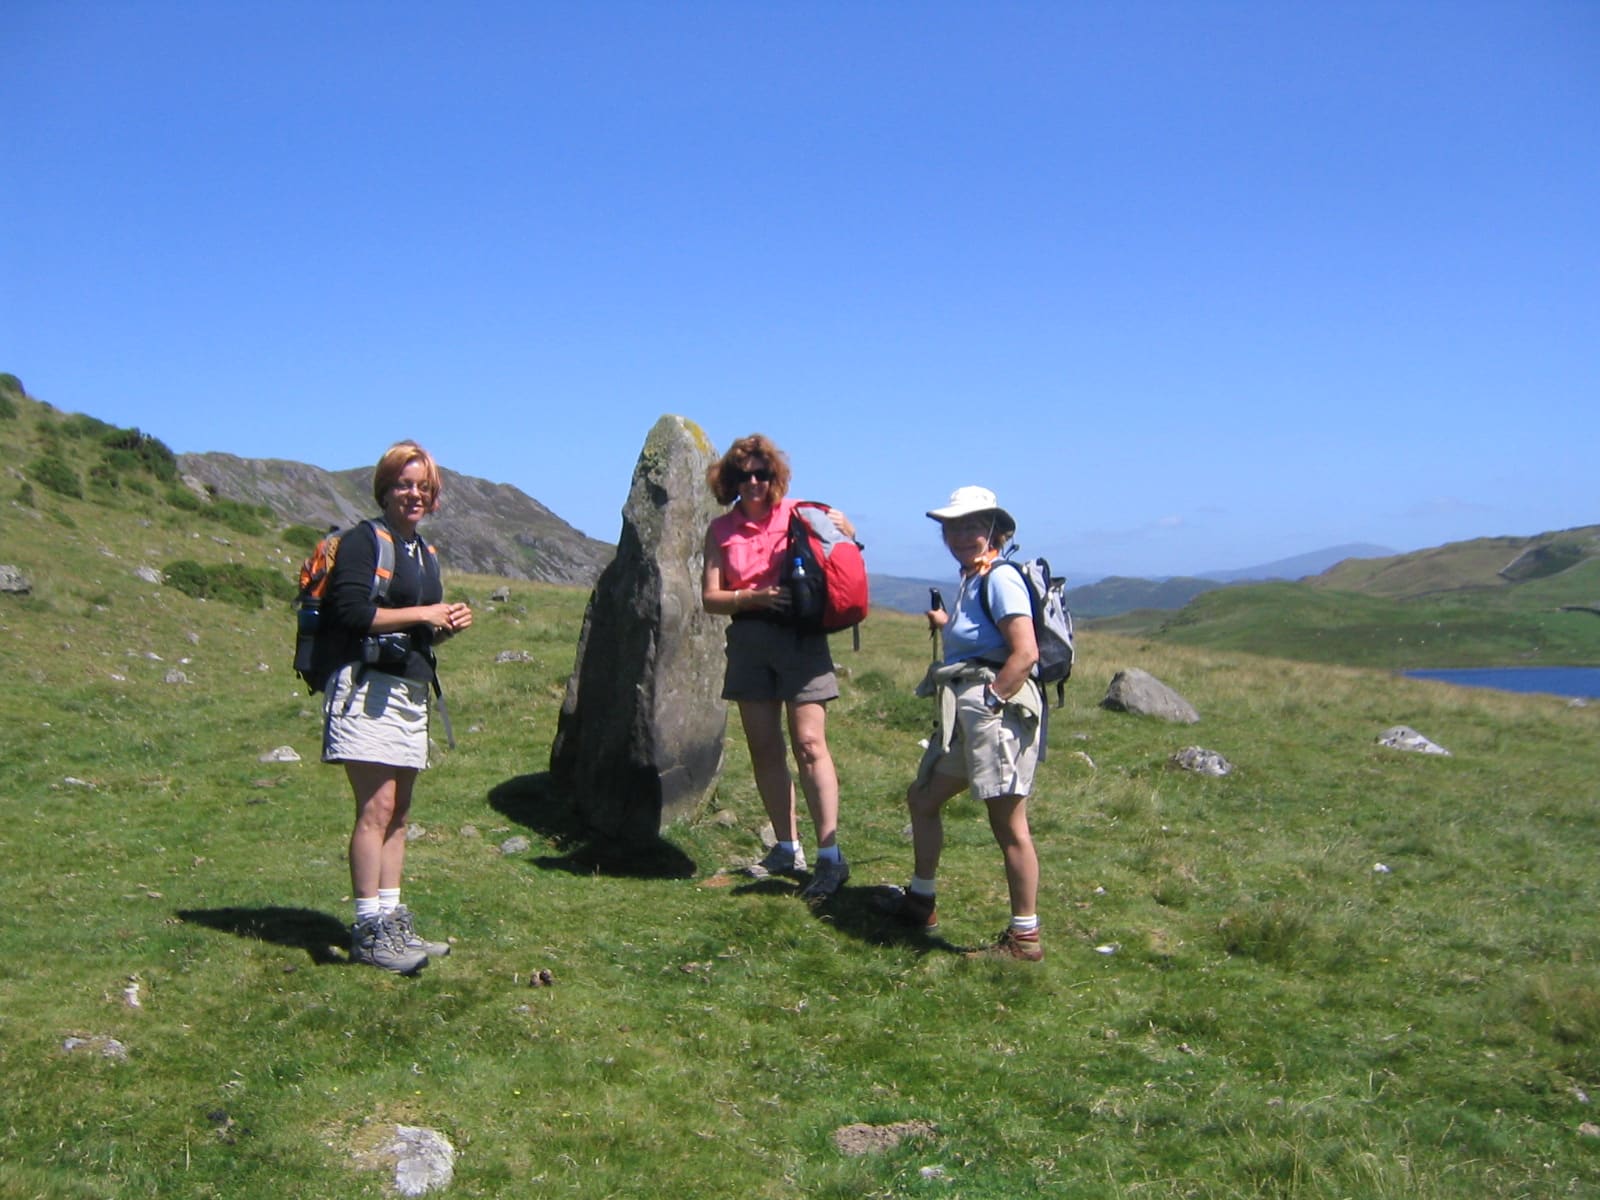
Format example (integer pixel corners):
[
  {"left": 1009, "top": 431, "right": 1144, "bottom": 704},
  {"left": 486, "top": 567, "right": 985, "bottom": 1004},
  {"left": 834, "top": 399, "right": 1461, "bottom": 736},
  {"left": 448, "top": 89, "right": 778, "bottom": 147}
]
[{"left": 928, "top": 587, "right": 944, "bottom": 664}]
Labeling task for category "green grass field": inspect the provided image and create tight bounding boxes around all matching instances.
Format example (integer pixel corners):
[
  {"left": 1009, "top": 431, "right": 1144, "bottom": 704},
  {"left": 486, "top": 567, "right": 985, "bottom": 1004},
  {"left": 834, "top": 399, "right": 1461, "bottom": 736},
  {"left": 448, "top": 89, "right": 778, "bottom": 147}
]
[{"left": 4, "top": 394, "right": 1600, "bottom": 1197}]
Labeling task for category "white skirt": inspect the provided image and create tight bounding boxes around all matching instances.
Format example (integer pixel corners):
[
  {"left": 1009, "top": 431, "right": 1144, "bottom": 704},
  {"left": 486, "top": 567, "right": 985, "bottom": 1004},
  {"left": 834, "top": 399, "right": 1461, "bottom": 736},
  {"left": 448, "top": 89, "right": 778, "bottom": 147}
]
[{"left": 321, "top": 664, "right": 431, "bottom": 770}]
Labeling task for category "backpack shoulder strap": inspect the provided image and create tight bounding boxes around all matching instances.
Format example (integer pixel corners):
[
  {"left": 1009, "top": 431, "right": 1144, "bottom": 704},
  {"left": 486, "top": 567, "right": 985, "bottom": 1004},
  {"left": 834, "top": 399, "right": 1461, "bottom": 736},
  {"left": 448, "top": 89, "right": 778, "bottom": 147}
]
[
  {"left": 977, "top": 558, "right": 1026, "bottom": 630},
  {"left": 364, "top": 519, "right": 397, "bottom": 602}
]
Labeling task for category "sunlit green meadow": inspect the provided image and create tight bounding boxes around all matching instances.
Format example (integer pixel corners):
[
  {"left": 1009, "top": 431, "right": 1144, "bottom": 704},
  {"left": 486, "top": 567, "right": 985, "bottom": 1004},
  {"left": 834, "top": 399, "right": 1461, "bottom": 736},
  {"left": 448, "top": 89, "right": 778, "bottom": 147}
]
[{"left": 3, "top": 441, "right": 1600, "bottom": 1197}]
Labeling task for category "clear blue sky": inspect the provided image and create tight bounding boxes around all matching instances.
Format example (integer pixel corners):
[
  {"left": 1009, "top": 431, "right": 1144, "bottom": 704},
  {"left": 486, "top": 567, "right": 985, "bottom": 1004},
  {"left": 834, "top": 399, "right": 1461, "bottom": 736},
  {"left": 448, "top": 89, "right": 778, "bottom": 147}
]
[{"left": 4, "top": 2, "right": 1595, "bottom": 581}]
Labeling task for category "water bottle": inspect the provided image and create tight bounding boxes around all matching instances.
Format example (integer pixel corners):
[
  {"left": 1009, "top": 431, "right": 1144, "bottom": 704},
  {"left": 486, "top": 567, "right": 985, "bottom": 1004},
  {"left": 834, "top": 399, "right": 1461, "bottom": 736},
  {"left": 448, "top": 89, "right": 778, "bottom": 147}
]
[
  {"left": 297, "top": 598, "right": 321, "bottom": 637},
  {"left": 791, "top": 556, "right": 806, "bottom": 578}
]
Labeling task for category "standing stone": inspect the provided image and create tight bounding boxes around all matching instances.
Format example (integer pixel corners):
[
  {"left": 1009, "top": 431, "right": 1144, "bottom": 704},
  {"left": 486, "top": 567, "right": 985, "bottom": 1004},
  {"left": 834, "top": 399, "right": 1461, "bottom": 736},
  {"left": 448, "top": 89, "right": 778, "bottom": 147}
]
[{"left": 550, "top": 416, "right": 728, "bottom": 843}]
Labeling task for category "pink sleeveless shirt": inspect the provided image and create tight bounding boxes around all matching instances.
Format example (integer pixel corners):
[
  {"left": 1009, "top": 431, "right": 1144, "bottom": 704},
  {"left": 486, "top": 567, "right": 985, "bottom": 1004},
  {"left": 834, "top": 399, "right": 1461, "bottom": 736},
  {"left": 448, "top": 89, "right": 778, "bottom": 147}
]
[{"left": 709, "top": 498, "right": 796, "bottom": 591}]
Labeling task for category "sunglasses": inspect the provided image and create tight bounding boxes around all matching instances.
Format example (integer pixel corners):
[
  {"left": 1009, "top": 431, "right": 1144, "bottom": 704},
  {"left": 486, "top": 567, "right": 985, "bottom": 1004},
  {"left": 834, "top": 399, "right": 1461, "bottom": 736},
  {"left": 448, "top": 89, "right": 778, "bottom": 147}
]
[{"left": 734, "top": 468, "right": 774, "bottom": 483}]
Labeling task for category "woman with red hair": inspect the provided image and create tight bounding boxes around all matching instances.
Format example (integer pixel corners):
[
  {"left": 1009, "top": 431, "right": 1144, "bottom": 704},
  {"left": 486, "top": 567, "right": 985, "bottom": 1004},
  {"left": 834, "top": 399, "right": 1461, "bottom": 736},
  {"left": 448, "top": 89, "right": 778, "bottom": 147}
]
[
  {"left": 702, "top": 434, "right": 855, "bottom": 901},
  {"left": 322, "top": 440, "right": 473, "bottom": 973}
]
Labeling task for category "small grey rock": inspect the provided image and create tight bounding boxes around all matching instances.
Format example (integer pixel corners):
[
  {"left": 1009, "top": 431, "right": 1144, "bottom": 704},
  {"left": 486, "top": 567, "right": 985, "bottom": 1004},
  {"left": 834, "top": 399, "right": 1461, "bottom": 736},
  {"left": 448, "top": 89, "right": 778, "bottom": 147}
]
[
  {"left": 388, "top": 1125, "right": 455, "bottom": 1197},
  {"left": 63, "top": 1035, "right": 128, "bottom": 1061},
  {"left": 258, "top": 746, "right": 302, "bottom": 763},
  {"left": 1170, "top": 746, "right": 1233, "bottom": 776},
  {"left": 1377, "top": 725, "right": 1450, "bottom": 756},
  {"left": 499, "top": 835, "right": 532, "bottom": 856}
]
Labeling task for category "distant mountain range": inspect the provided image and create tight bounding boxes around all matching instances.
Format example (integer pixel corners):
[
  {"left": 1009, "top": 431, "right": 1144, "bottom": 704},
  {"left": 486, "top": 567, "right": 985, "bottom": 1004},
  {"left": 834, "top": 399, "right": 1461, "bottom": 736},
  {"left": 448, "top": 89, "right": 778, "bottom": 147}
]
[
  {"left": 870, "top": 543, "right": 1397, "bottom": 618},
  {"left": 174, "top": 443, "right": 1393, "bottom": 616}
]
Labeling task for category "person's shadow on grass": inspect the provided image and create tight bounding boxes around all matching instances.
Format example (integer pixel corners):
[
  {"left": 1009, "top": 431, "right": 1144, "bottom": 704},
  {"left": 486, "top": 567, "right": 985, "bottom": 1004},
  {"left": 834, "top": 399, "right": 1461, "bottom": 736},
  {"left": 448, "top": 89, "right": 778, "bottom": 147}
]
[
  {"left": 177, "top": 906, "right": 351, "bottom": 965},
  {"left": 800, "top": 879, "right": 967, "bottom": 956}
]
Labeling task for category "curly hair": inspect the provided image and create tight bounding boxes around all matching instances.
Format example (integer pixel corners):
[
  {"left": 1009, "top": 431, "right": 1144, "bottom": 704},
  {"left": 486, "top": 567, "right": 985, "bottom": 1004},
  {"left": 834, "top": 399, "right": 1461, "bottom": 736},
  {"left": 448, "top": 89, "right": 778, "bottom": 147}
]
[
  {"left": 372, "top": 440, "right": 443, "bottom": 513},
  {"left": 706, "top": 433, "right": 791, "bottom": 506}
]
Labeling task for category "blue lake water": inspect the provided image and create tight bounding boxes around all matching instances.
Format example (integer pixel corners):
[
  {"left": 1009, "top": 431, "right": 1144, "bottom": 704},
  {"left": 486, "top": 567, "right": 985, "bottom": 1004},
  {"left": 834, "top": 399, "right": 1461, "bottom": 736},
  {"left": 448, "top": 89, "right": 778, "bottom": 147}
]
[{"left": 1403, "top": 666, "right": 1600, "bottom": 699}]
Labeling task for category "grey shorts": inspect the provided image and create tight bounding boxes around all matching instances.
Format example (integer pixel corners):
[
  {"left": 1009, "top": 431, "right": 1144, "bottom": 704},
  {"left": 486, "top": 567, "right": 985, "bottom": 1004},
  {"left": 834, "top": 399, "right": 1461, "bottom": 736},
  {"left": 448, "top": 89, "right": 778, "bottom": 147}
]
[
  {"left": 322, "top": 664, "right": 431, "bottom": 770},
  {"left": 918, "top": 677, "right": 1040, "bottom": 801},
  {"left": 721, "top": 617, "right": 839, "bottom": 705}
]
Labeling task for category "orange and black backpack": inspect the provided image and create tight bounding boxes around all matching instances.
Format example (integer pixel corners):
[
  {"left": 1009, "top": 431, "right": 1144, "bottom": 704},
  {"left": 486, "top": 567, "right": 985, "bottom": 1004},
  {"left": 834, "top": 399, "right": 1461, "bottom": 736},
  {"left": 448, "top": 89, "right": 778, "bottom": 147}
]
[{"left": 293, "top": 520, "right": 412, "bottom": 693}]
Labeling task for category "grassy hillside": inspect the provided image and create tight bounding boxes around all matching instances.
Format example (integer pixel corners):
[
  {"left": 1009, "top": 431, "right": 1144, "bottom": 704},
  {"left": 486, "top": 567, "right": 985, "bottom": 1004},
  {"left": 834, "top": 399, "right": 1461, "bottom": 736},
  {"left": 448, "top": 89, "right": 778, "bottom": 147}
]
[
  {"left": 1311, "top": 527, "right": 1600, "bottom": 599},
  {"left": 5, "top": 383, "right": 1600, "bottom": 1197},
  {"left": 1104, "top": 525, "right": 1600, "bottom": 669}
]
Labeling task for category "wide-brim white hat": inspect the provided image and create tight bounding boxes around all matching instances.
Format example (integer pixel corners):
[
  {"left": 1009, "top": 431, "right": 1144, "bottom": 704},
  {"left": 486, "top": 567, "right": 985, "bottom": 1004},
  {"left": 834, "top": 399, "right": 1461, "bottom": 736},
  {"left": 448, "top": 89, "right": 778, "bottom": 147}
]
[{"left": 925, "top": 486, "right": 1016, "bottom": 536}]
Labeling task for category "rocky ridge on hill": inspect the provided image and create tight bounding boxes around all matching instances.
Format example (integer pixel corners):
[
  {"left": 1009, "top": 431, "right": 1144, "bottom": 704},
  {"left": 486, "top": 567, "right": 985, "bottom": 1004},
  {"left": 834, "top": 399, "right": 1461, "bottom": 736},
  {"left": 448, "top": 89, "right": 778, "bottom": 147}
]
[{"left": 177, "top": 451, "right": 613, "bottom": 586}]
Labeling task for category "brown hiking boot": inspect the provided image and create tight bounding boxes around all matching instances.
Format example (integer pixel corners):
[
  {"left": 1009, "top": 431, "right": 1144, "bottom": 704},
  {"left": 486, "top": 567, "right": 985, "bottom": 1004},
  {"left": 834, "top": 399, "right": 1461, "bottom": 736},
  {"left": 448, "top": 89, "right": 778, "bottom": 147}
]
[
  {"left": 970, "top": 927, "right": 1043, "bottom": 962},
  {"left": 878, "top": 885, "right": 938, "bottom": 931}
]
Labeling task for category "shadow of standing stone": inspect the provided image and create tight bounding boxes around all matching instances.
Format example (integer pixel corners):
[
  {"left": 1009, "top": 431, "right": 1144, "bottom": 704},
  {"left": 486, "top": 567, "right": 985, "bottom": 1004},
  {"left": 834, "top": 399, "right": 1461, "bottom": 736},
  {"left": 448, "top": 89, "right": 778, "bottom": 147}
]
[{"left": 549, "top": 416, "right": 728, "bottom": 845}]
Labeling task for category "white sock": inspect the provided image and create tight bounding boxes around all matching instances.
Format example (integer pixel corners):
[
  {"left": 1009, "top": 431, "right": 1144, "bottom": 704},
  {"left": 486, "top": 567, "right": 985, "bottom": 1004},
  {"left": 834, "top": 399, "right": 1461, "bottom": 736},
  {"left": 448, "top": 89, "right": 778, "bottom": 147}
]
[
  {"left": 378, "top": 888, "right": 401, "bottom": 914},
  {"left": 355, "top": 896, "right": 382, "bottom": 923},
  {"left": 1010, "top": 914, "right": 1040, "bottom": 934},
  {"left": 909, "top": 876, "right": 937, "bottom": 898}
]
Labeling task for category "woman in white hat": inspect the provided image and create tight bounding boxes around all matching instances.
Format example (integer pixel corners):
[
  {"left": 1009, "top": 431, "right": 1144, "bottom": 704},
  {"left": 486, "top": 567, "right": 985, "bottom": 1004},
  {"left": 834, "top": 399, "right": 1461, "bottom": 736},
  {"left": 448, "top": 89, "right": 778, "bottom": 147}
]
[{"left": 882, "top": 486, "right": 1045, "bottom": 960}]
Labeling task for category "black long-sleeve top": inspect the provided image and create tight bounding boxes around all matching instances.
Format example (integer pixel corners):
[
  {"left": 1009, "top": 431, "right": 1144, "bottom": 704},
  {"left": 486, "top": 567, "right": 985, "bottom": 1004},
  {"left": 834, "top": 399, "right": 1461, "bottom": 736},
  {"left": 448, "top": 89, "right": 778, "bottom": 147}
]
[{"left": 324, "top": 519, "right": 442, "bottom": 684}]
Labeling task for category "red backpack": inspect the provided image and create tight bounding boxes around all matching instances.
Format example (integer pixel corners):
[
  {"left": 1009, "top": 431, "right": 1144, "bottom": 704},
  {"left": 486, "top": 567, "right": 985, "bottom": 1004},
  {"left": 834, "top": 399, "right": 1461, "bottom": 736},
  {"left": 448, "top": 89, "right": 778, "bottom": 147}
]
[{"left": 781, "top": 500, "right": 869, "bottom": 641}]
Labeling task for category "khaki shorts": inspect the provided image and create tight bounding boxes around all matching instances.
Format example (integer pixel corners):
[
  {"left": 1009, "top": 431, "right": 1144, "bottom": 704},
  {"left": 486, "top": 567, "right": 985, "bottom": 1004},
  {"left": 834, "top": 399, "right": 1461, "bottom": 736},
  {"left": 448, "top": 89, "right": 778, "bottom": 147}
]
[
  {"left": 322, "top": 664, "right": 431, "bottom": 770},
  {"left": 918, "top": 677, "right": 1040, "bottom": 801},
  {"left": 721, "top": 617, "right": 839, "bottom": 704}
]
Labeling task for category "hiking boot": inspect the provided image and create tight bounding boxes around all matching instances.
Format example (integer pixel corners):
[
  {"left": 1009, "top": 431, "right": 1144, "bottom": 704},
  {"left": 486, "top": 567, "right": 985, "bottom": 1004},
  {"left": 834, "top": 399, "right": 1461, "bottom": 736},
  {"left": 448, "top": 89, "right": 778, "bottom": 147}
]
[
  {"left": 349, "top": 914, "right": 428, "bottom": 975},
  {"left": 877, "top": 885, "right": 939, "bottom": 931},
  {"left": 969, "top": 927, "right": 1044, "bottom": 962},
  {"left": 744, "top": 844, "right": 807, "bottom": 879},
  {"left": 391, "top": 905, "right": 451, "bottom": 958},
  {"left": 800, "top": 855, "right": 850, "bottom": 901}
]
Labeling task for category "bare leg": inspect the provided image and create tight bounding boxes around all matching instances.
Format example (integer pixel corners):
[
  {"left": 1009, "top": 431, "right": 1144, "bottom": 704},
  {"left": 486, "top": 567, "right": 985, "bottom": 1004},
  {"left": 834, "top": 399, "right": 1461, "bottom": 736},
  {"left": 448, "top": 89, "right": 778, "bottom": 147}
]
[
  {"left": 346, "top": 762, "right": 418, "bottom": 898},
  {"left": 739, "top": 699, "right": 796, "bottom": 842},
  {"left": 786, "top": 701, "right": 838, "bottom": 849},
  {"left": 905, "top": 773, "right": 967, "bottom": 881},
  {"left": 984, "top": 794, "right": 1039, "bottom": 917}
]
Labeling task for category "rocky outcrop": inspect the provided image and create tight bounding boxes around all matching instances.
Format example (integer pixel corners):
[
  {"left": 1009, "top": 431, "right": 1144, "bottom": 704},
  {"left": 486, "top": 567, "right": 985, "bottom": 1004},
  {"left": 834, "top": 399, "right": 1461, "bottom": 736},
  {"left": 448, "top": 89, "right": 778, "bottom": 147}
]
[
  {"left": 549, "top": 416, "right": 728, "bottom": 843},
  {"left": 176, "top": 452, "right": 612, "bottom": 585}
]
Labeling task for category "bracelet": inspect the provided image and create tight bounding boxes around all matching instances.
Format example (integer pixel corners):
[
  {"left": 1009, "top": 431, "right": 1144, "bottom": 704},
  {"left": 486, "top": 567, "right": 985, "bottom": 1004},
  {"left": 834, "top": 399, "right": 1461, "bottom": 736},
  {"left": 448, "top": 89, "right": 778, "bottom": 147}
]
[{"left": 734, "top": 589, "right": 743, "bottom": 611}]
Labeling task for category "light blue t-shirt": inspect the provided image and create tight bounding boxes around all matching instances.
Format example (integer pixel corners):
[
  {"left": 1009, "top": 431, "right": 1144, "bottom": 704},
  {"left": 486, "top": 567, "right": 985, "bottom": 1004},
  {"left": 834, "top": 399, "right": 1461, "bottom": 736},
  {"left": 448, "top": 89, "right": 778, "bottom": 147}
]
[{"left": 942, "top": 563, "right": 1032, "bottom": 665}]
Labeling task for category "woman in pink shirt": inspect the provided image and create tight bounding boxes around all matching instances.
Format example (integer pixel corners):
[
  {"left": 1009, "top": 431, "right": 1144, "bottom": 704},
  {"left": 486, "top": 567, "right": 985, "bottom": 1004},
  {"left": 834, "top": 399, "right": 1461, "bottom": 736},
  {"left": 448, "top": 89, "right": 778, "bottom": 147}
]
[{"left": 702, "top": 434, "right": 854, "bottom": 901}]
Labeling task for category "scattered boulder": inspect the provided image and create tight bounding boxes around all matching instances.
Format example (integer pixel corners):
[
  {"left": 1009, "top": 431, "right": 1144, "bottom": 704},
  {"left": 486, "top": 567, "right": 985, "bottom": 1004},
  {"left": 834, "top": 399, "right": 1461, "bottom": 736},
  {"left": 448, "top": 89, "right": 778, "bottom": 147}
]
[
  {"left": 0, "top": 564, "right": 31, "bottom": 594},
  {"left": 1101, "top": 668, "right": 1199, "bottom": 723},
  {"left": 490, "top": 586, "right": 511, "bottom": 603},
  {"left": 62, "top": 1034, "right": 128, "bottom": 1061},
  {"left": 1170, "top": 746, "right": 1232, "bottom": 776},
  {"left": 1378, "top": 725, "right": 1450, "bottom": 756},
  {"left": 499, "top": 835, "right": 531, "bottom": 856},
  {"left": 495, "top": 650, "right": 533, "bottom": 664},
  {"left": 163, "top": 669, "right": 190, "bottom": 685},
  {"left": 549, "top": 415, "right": 728, "bottom": 844},
  {"left": 134, "top": 566, "right": 163, "bottom": 584},
  {"left": 258, "top": 746, "right": 302, "bottom": 763},
  {"left": 353, "top": 1124, "right": 455, "bottom": 1198}
]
